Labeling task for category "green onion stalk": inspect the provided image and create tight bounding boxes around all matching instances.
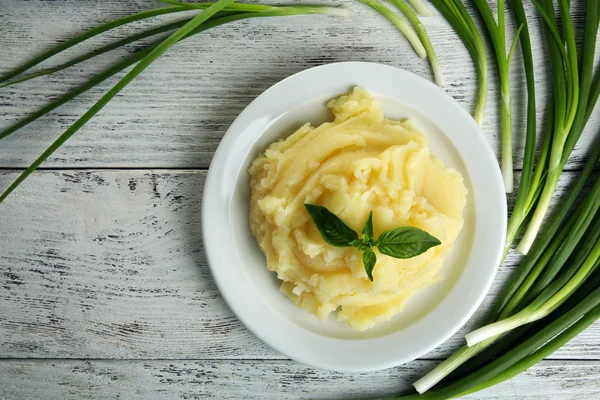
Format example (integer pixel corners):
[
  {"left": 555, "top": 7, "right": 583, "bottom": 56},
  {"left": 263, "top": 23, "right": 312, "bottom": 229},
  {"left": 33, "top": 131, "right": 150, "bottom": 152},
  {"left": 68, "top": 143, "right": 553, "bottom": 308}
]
[
  {"left": 0, "top": 2, "right": 350, "bottom": 88},
  {"left": 359, "top": 0, "right": 427, "bottom": 58},
  {"left": 410, "top": 0, "right": 537, "bottom": 391},
  {"left": 466, "top": 187, "right": 600, "bottom": 345},
  {"left": 516, "top": 0, "right": 598, "bottom": 255},
  {"left": 388, "top": 0, "right": 445, "bottom": 86},
  {"left": 0, "top": 2, "right": 351, "bottom": 203},
  {"left": 457, "top": 290, "right": 600, "bottom": 397},
  {"left": 412, "top": 135, "right": 600, "bottom": 394},
  {"left": 407, "top": 0, "right": 434, "bottom": 17},
  {"left": 0, "top": 6, "right": 187, "bottom": 84},
  {"left": 0, "top": 18, "right": 193, "bottom": 89},
  {"left": 157, "top": 0, "right": 351, "bottom": 16},
  {"left": 501, "top": 0, "right": 537, "bottom": 257},
  {"left": 0, "top": 0, "right": 239, "bottom": 203},
  {"left": 473, "top": 0, "right": 523, "bottom": 193},
  {"left": 467, "top": 240, "right": 600, "bottom": 347},
  {"left": 392, "top": 269, "right": 600, "bottom": 399},
  {"left": 428, "top": 0, "right": 488, "bottom": 125}
]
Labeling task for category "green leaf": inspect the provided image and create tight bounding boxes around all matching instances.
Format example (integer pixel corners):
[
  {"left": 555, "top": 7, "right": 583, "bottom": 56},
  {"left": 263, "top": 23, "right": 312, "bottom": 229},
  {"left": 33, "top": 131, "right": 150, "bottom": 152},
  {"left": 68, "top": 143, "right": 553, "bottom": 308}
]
[
  {"left": 361, "top": 211, "right": 374, "bottom": 243},
  {"left": 376, "top": 226, "right": 441, "bottom": 259},
  {"left": 305, "top": 204, "right": 359, "bottom": 247},
  {"left": 363, "top": 248, "right": 377, "bottom": 282}
]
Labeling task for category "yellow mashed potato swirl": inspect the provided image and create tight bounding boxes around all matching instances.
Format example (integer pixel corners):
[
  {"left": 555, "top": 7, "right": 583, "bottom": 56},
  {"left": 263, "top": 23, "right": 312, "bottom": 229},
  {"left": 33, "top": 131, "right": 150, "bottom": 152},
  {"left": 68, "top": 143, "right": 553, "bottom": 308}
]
[{"left": 249, "top": 87, "right": 467, "bottom": 331}]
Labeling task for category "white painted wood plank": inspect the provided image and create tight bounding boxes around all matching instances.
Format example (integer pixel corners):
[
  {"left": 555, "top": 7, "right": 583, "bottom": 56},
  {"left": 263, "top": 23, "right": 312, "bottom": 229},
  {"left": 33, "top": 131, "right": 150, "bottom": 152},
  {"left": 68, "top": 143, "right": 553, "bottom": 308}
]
[
  {"left": 1, "top": 359, "right": 599, "bottom": 399},
  {"left": 1, "top": 169, "right": 598, "bottom": 360},
  {"left": 0, "top": 0, "right": 598, "bottom": 169}
]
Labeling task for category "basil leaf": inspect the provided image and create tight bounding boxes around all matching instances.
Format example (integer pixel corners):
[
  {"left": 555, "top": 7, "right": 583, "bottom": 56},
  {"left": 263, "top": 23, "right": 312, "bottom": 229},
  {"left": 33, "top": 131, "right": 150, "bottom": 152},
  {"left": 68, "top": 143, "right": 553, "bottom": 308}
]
[
  {"left": 363, "top": 248, "right": 377, "bottom": 282},
  {"left": 361, "top": 211, "right": 374, "bottom": 243},
  {"left": 305, "top": 204, "right": 359, "bottom": 247},
  {"left": 376, "top": 227, "right": 441, "bottom": 259}
]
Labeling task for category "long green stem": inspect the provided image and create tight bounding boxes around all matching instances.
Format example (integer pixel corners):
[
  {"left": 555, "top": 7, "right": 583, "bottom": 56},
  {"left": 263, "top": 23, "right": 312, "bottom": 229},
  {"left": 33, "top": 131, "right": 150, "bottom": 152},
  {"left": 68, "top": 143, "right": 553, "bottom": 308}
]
[
  {"left": 0, "top": 0, "right": 238, "bottom": 203},
  {"left": 388, "top": 0, "right": 444, "bottom": 85},
  {"left": 524, "top": 106, "right": 553, "bottom": 212},
  {"left": 0, "top": 13, "right": 231, "bottom": 141},
  {"left": 466, "top": 233, "right": 600, "bottom": 346},
  {"left": 518, "top": 0, "right": 594, "bottom": 254},
  {"left": 522, "top": 214, "right": 600, "bottom": 308},
  {"left": 407, "top": 0, "right": 434, "bottom": 17},
  {"left": 414, "top": 267, "right": 600, "bottom": 397},
  {"left": 359, "top": 0, "right": 427, "bottom": 58},
  {"left": 501, "top": 0, "right": 536, "bottom": 255},
  {"left": 500, "top": 216, "right": 576, "bottom": 318},
  {"left": 397, "top": 285, "right": 600, "bottom": 399},
  {"left": 473, "top": 0, "right": 515, "bottom": 193},
  {"left": 158, "top": 0, "right": 352, "bottom": 17},
  {"left": 414, "top": 135, "right": 600, "bottom": 393},
  {"left": 0, "top": 17, "right": 195, "bottom": 88},
  {"left": 474, "top": 180, "right": 600, "bottom": 343},
  {"left": 458, "top": 266, "right": 600, "bottom": 397},
  {"left": 0, "top": 6, "right": 187, "bottom": 84},
  {"left": 458, "top": 304, "right": 600, "bottom": 397},
  {"left": 429, "top": 0, "right": 487, "bottom": 124},
  {"left": 157, "top": 0, "right": 272, "bottom": 11},
  {"left": 497, "top": 138, "right": 600, "bottom": 315},
  {"left": 0, "top": 6, "right": 345, "bottom": 142},
  {"left": 456, "top": 271, "right": 600, "bottom": 394}
]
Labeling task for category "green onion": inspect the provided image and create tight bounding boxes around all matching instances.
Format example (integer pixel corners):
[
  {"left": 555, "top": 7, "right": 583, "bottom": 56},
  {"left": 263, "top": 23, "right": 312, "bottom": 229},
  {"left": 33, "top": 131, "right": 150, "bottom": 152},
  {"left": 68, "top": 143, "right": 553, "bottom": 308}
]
[
  {"left": 0, "top": 6, "right": 348, "bottom": 143},
  {"left": 502, "top": 0, "right": 537, "bottom": 256},
  {"left": 388, "top": 0, "right": 444, "bottom": 86},
  {"left": 522, "top": 108, "right": 552, "bottom": 217},
  {"left": 468, "top": 168, "right": 600, "bottom": 342},
  {"left": 406, "top": 0, "right": 434, "bottom": 17},
  {"left": 473, "top": 0, "right": 523, "bottom": 193},
  {"left": 413, "top": 135, "right": 600, "bottom": 394},
  {"left": 517, "top": 0, "right": 596, "bottom": 254},
  {"left": 0, "top": 17, "right": 194, "bottom": 88},
  {"left": 0, "top": 47, "right": 151, "bottom": 141},
  {"left": 395, "top": 281, "right": 600, "bottom": 399},
  {"left": 158, "top": 0, "right": 352, "bottom": 17},
  {"left": 0, "top": 13, "right": 233, "bottom": 141},
  {"left": 519, "top": 217, "right": 600, "bottom": 310},
  {"left": 0, "top": 4, "right": 351, "bottom": 202},
  {"left": 157, "top": 0, "right": 272, "bottom": 12},
  {"left": 359, "top": 0, "right": 427, "bottom": 58},
  {"left": 428, "top": 0, "right": 487, "bottom": 124},
  {"left": 466, "top": 211, "right": 600, "bottom": 346},
  {"left": 458, "top": 278, "right": 600, "bottom": 397},
  {"left": 0, "top": 0, "right": 238, "bottom": 203},
  {"left": 407, "top": 0, "right": 600, "bottom": 394},
  {"left": 0, "top": 6, "right": 188, "bottom": 84},
  {"left": 0, "top": 2, "right": 350, "bottom": 88}
]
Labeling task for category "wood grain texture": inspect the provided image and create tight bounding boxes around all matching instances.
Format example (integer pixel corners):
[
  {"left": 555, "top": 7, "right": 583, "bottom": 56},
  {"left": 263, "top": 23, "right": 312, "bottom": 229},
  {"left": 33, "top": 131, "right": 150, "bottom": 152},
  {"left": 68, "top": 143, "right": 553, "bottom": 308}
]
[
  {"left": 2, "top": 1, "right": 600, "bottom": 398},
  {"left": 1, "top": 169, "right": 598, "bottom": 360},
  {"left": 1, "top": 359, "right": 600, "bottom": 400},
  {"left": 0, "top": 0, "right": 598, "bottom": 169}
]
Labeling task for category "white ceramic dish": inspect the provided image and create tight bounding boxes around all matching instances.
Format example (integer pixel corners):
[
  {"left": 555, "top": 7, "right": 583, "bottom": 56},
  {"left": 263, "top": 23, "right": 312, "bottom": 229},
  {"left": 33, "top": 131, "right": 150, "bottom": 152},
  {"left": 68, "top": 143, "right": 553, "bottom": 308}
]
[{"left": 202, "top": 62, "right": 506, "bottom": 372}]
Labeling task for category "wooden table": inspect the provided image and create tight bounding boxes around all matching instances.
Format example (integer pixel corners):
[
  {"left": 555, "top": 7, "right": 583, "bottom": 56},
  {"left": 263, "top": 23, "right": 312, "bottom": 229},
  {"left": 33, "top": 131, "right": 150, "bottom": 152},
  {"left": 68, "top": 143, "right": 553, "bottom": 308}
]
[{"left": 1, "top": 1, "right": 599, "bottom": 398}]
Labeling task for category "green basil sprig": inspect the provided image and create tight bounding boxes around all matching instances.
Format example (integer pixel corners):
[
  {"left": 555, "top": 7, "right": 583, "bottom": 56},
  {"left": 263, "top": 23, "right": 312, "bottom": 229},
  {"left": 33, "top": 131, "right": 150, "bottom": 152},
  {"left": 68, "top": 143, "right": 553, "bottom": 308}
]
[{"left": 305, "top": 204, "right": 441, "bottom": 281}]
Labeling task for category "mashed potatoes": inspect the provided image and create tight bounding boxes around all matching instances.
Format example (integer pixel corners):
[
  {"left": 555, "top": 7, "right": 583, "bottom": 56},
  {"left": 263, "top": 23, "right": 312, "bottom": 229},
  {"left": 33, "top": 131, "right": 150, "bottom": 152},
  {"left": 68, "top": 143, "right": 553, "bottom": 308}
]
[{"left": 249, "top": 87, "right": 467, "bottom": 331}]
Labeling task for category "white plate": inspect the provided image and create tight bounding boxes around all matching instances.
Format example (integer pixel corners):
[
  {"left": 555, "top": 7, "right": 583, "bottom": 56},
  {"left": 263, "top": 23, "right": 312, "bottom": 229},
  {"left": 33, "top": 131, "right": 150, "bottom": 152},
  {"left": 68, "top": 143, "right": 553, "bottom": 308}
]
[{"left": 202, "top": 62, "right": 506, "bottom": 372}]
